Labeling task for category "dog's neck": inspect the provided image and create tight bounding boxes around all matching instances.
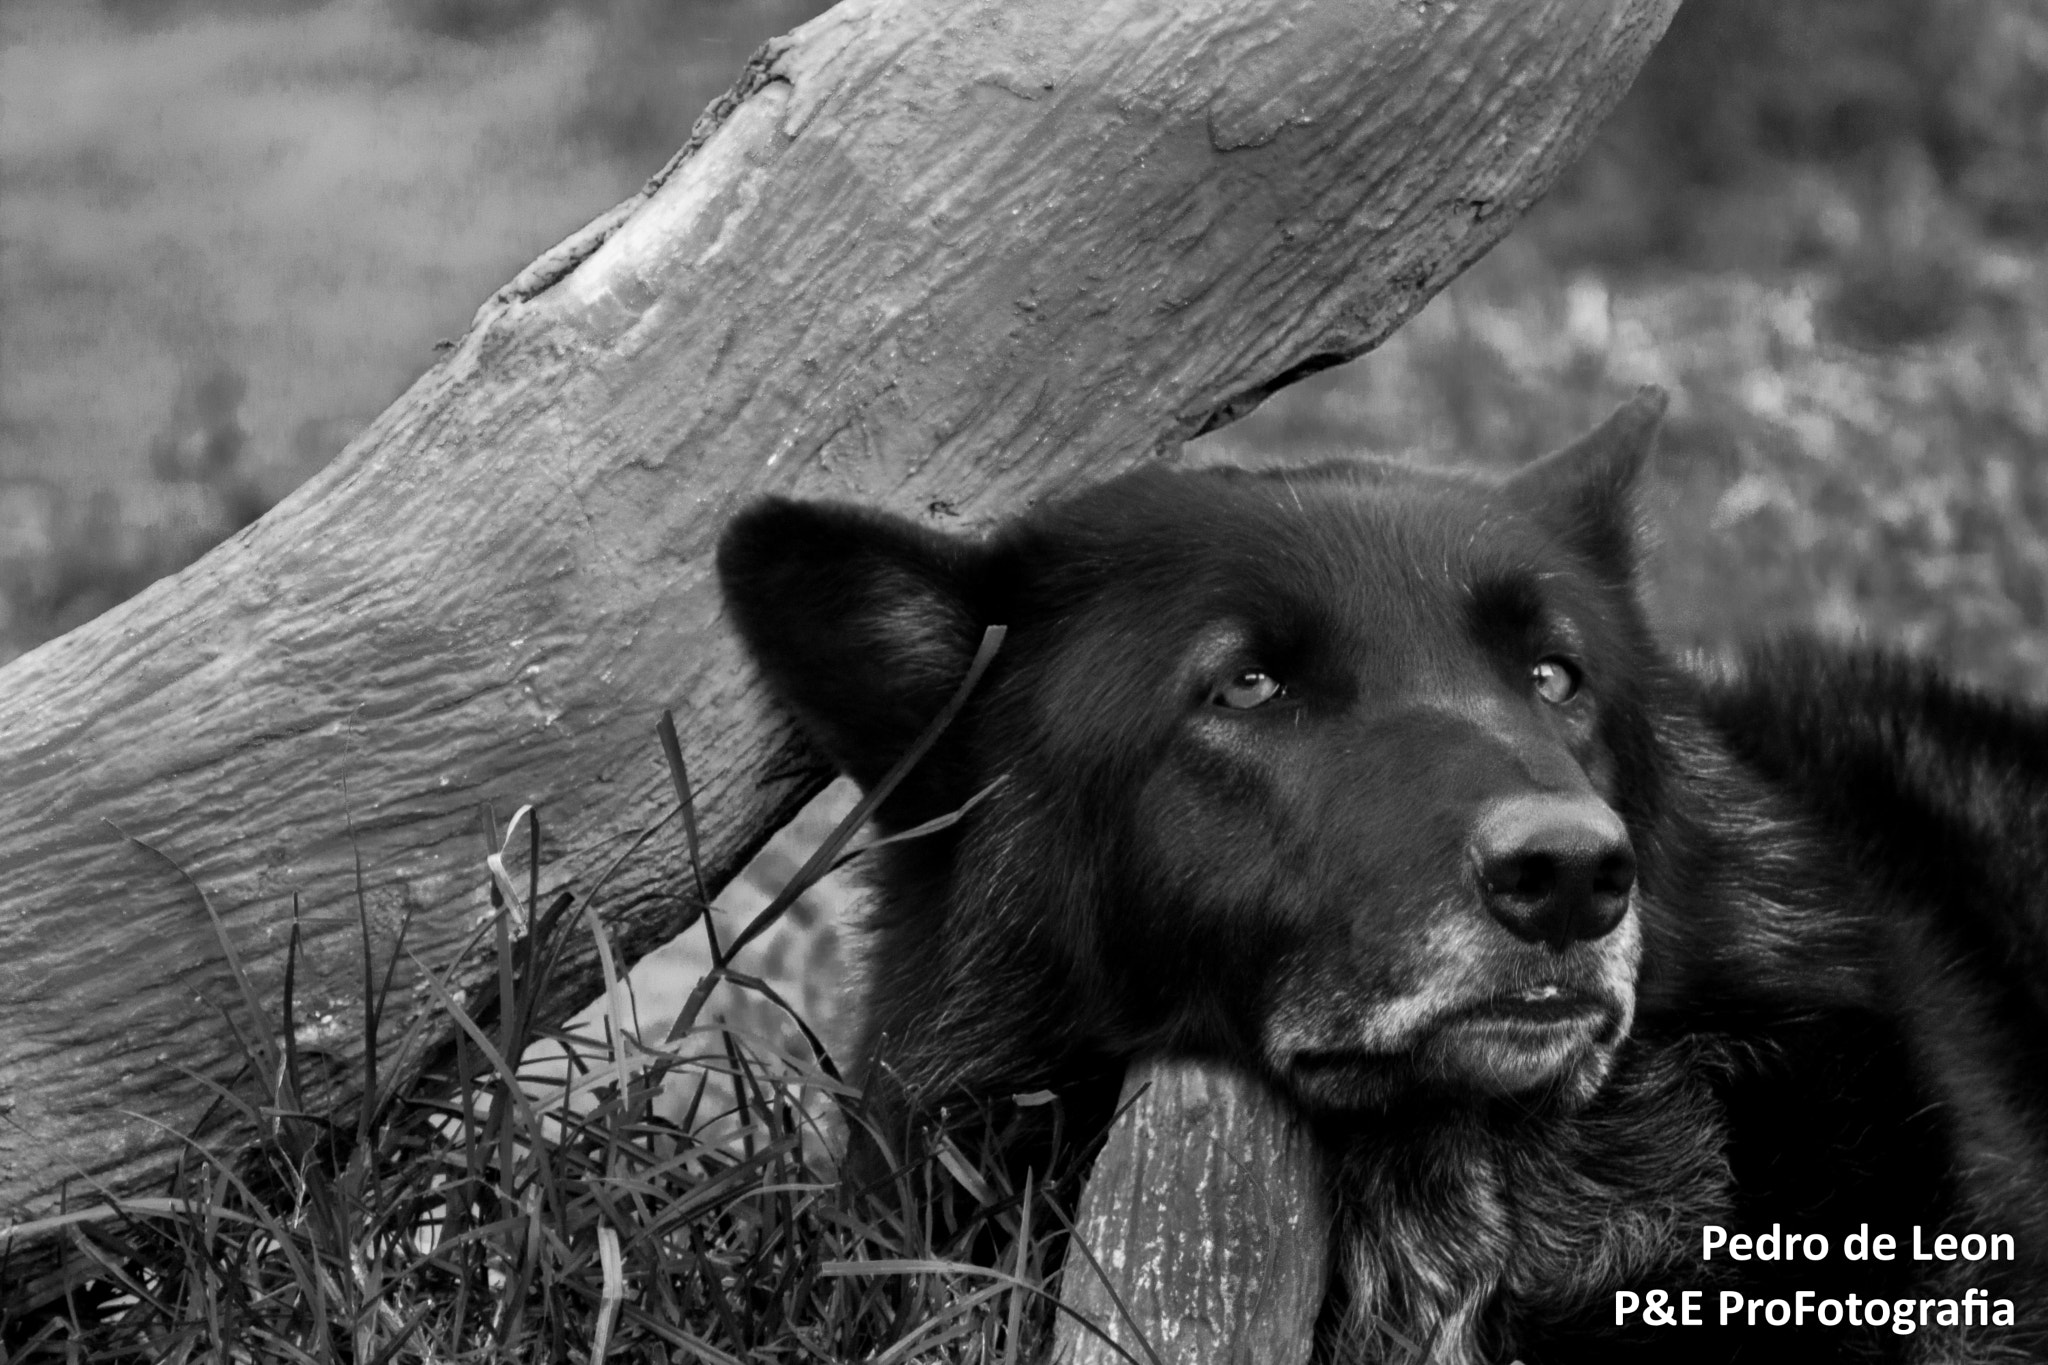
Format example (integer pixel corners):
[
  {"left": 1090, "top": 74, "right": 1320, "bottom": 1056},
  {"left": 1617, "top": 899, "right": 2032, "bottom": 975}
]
[{"left": 1319, "top": 1041, "right": 1731, "bottom": 1363}]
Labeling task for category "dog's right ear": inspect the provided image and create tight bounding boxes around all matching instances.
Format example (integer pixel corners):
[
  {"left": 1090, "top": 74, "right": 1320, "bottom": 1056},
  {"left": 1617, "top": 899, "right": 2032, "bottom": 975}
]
[
  {"left": 1505, "top": 386, "right": 1667, "bottom": 583},
  {"left": 716, "top": 497, "right": 987, "bottom": 795}
]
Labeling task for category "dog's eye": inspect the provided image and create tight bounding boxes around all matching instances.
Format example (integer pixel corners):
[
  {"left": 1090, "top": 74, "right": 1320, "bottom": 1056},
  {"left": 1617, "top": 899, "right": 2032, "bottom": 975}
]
[
  {"left": 1214, "top": 670, "right": 1283, "bottom": 709},
  {"left": 1532, "top": 658, "right": 1580, "bottom": 705}
]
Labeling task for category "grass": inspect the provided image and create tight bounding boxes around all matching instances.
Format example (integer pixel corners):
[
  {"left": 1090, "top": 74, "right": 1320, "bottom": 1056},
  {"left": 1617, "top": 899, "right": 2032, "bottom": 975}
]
[{"left": 0, "top": 701, "right": 1127, "bottom": 1364}]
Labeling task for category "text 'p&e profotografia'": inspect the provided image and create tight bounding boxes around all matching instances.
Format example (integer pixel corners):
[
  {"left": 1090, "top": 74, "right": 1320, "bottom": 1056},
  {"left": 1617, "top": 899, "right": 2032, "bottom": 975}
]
[{"left": 1615, "top": 1225, "right": 2020, "bottom": 1335}]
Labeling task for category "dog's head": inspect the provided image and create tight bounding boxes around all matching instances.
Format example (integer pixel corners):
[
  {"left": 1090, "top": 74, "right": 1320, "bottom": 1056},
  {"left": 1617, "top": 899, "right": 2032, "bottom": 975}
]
[{"left": 718, "top": 391, "right": 1671, "bottom": 1114}]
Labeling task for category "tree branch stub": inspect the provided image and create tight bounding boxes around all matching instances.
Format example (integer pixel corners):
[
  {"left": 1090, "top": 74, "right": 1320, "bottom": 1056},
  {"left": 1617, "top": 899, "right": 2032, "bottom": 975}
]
[{"left": 1055, "top": 1060, "right": 1331, "bottom": 1365}]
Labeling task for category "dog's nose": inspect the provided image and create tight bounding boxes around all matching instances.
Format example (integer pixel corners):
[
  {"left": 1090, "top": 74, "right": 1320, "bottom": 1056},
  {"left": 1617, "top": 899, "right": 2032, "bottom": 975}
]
[{"left": 1470, "top": 795, "right": 1635, "bottom": 950}]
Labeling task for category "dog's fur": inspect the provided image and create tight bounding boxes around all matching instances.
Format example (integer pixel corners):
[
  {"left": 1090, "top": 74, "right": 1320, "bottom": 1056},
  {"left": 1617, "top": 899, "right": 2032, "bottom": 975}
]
[{"left": 717, "top": 392, "right": 2048, "bottom": 1361}]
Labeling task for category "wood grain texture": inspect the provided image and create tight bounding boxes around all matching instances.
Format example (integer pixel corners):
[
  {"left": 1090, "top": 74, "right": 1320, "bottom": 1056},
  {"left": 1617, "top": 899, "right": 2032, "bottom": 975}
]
[
  {"left": 1055, "top": 1060, "right": 1330, "bottom": 1365},
  {"left": 0, "top": 0, "right": 1677, "bottom": 1223}
]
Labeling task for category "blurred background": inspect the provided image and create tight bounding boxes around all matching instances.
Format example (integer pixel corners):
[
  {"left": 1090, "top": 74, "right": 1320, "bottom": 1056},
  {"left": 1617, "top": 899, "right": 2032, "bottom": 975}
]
[
  {"left": 5, "top": 0, "right": 2047, "bottom": 687},
  {"left": 4, "top": 0, "right": 2046, "bottom": 1077},
  {"left": 1199, "top": 0, "right": 2048, "bottom": 697}
]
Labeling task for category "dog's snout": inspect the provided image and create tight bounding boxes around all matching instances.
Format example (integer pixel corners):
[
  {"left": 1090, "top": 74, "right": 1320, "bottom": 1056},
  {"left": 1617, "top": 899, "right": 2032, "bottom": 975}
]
[{"left": 1470, "top": 795, "right": 1635, "bottom": 950}]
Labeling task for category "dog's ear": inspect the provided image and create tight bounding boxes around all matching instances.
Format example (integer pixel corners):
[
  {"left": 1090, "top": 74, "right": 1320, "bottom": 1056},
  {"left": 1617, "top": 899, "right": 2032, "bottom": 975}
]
[
  {"left": 1505, "top": 386, "right": 1667, "bottom": 579},
  {"left": 717, "top": 496, "right": 987, "bottom": 797}
]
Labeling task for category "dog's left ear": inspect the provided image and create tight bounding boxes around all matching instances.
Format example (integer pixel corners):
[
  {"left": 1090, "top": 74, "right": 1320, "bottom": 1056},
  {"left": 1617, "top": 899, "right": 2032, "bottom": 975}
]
[
  {"left": 1505, "top": 386, "right": 1667, "bottom": 579},
  {"left": 716, "top": 495, "right": 989, "bottom": 817}
]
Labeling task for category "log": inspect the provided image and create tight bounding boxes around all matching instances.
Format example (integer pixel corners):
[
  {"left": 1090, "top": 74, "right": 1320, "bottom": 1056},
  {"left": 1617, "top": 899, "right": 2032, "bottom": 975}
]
[
  {"left": 0, "top": 0, "right": 1679, "bottom": 1227},
  {"left": 1055, "top": 1060, "right": 1329, "bottom": 1365}
]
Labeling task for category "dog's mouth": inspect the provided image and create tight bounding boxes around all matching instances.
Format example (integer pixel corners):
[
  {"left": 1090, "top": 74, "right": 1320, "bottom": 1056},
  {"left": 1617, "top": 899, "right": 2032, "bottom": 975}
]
[
  {"left": 1281, "top": 985, "right": 1627, "bottom": 1110},
  {"left": 1431, "top": 986, "right": 1622, "bottom": 1090},
  {"left": 1444, "top": 982, "right": 1614, "bottom": 1029}
]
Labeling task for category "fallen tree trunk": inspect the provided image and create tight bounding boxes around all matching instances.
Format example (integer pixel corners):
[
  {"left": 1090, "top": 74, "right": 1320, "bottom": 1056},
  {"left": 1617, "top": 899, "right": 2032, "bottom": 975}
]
[{"left": 0, "top": 0, "right": 1677, "bottom": 1230}]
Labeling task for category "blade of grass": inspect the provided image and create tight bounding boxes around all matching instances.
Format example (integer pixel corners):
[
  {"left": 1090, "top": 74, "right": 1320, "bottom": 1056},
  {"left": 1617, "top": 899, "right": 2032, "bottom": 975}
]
[
  {"left": 345, "top": 794, "right": 381, "bottom": 1130},
  {"left": 365, "top": 1302, "right": 435, "bottom": 1365},
  {"left": 720, "top": 623, "right": 1007, "bottom": 968},
  {"left": 660, "top": 716, "right": 729, "bottom": 970},
  {"left": 107, "top": 819, "right": 280, "bottom": 1086},
  {"left": 579, "top": 893, "right": 636, "bottom": 1167},
  {"left": 657, "top": 709, "right": 710, "bottom": 911},
  {"left": 706, "top": 968, "right": 842, "bottom": 1081},
  {"left": 824, "top": 777, "right": 1003, "bottom": 878},
  {"left": 1005, "top": 1166, "right": 1033, "bottom": 1363},
  {"left": 404, "top": 949, "right": 556, "bottom": 1195},
  {"left": 280, "top": 900, "right": 306, "bottom": 1118},
  {"left": 588, "top": 1224, "right": 623, "bottom": 1365}
]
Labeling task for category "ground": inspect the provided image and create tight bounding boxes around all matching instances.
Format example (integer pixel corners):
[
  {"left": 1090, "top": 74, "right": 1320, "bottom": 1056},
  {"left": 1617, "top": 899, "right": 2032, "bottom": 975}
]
[{"left": 6, "top": 0, "right": 2046, "bottom": 1076}]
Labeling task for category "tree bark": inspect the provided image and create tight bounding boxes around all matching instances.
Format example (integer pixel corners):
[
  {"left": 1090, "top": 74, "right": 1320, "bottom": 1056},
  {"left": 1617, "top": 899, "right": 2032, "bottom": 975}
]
[
  {"left": 1055, "top": 1060, "right": 1329, "bottom": 1365},
  {"left": 0, "top": 0, "right": 1678, "bottom": 1226}
]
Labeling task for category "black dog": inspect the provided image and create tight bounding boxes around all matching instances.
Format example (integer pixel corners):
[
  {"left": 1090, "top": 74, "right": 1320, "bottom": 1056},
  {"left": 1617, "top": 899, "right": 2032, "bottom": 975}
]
[{"left": 717, "top": 390, "right": 2048, "bottom": 1362}]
